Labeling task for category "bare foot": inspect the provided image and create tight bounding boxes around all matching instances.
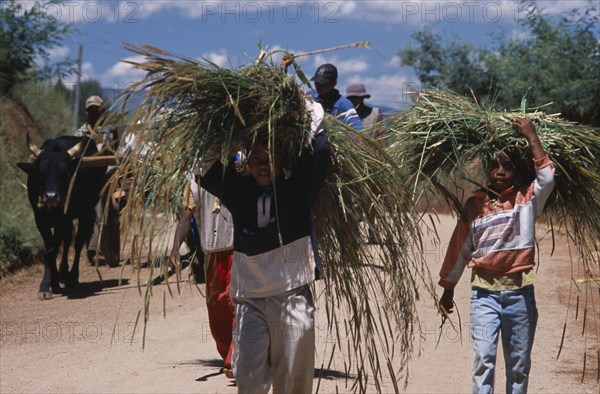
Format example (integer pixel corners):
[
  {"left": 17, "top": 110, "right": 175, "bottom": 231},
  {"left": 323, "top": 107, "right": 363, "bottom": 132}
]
[{"left": 223, "top": 367, "right": 234, "bottom": 379}]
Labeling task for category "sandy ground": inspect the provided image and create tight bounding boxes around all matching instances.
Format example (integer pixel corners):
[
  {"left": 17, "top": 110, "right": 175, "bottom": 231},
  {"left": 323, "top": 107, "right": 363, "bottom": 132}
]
[{"left": 0, "top": 214, "right": 598, "bottom": 393}]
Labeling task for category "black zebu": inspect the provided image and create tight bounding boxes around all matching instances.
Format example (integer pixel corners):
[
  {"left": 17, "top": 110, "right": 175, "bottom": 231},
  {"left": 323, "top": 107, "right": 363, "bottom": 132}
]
[{"left": 17, "top": 135, "right": 108, "bottom": 299}]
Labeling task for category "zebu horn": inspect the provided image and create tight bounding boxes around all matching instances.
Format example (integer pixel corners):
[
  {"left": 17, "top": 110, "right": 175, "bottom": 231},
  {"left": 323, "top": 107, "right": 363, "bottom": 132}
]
[{"left": 26, "top": 133, "right": 42, "bottom": 157}]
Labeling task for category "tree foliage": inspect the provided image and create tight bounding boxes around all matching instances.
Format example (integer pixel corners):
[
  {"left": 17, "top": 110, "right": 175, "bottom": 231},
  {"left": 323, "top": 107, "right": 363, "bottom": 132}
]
[
  {"left": 399, "top": 27, "right": 493, "bottom": 97},
  {"left": 399, "top": 4, "right": 600, "bottom": 126},
  {"left": 0, "top": 0, "right": 74, "bottom": 94}
]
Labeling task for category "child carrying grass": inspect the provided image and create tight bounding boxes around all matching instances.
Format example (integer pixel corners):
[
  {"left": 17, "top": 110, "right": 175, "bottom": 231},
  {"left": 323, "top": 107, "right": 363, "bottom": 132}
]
[
  {"left": 200, "top": 99, "right": 330, "bottom": 393},
  {"left": 438, "top": 117, "right": 555, "bottom": 393}
]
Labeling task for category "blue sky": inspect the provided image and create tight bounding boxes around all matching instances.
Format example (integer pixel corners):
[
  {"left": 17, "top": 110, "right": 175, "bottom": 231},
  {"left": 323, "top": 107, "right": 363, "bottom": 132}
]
[{"left": 31, "top": 0, "right": 594, "bottom": 110}]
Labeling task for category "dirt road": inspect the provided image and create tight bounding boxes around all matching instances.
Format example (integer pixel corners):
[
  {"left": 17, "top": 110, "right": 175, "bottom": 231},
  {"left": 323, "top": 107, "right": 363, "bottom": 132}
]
[{"left": 1, "top": 215, "right": 598, "bottom": 393}]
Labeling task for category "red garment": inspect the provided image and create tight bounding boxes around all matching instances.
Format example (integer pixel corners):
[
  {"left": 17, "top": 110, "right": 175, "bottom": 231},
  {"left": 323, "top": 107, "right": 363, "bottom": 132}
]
[{"left": 205, "top": 249, "right": 235, "bottom": 368}]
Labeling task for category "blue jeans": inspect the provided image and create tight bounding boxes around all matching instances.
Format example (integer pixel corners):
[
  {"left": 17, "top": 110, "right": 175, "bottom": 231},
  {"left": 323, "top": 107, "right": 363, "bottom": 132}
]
[{"left": 470, "top": 285, "right": 538, "bottom": 394}]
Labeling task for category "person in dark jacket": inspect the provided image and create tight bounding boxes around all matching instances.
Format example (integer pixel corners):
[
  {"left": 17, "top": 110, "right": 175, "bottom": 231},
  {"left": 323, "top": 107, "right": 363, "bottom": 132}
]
[{"left": 200, "top": 100, "right": 330, "bottom": 393}]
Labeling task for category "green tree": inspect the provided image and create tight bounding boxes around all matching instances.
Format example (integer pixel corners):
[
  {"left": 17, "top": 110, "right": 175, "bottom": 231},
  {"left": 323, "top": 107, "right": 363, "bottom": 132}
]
[
  {"left": 399, "top": 27, "right": 493, "bottom": 96},
  {"left": 488, "top": 7, "right": 600, "bottom": 125},
  {"left": 0, "top": 0, "right": 75, "bottom": 94},
  {"left": 399, "top": 4, "right": 600, "bottom": 125}
]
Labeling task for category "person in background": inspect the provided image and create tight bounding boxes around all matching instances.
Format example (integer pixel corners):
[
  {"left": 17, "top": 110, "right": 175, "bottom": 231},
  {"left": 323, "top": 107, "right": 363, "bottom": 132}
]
[
  {"left": 75, "top": 95, "right": 120, "bottom": 267},
  {"left": 310, "top": 63, "right": 363, "bottom": 130},
  {"left": 168, "top": 177, "right": 205, "bottom": 284},
  {"left": 281, "top": 57, "right": 363, "bottom": 130},
  {"left": 169, "top": 173, "right": 236, "bottom": 379},
  {"left": 346, "top": 83, "right": 384, "bottom": 142},
  {"left": 74, "top": 95, "right": 118, "bottom": 149},
  {"left": 346, "top": 83, "right": 386, "bottom": 243},
  {"left": 200, "top": 99, "right": 330, "bottom": 393}
]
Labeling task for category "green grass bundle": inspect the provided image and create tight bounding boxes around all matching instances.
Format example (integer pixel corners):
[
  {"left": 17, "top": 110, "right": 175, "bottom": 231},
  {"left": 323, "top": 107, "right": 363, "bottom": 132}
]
[
  {"left": 112, "top": 44, "right": 434, "bottom": 392},
  {"left": 387, "top": 88, "right": 600, "bottom": 285}
]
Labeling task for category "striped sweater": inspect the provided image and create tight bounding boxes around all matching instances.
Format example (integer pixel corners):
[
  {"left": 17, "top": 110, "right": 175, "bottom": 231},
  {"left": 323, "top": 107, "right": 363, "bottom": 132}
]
[{"left": 439, "top": 156, "right": 555, "bottom": 290}]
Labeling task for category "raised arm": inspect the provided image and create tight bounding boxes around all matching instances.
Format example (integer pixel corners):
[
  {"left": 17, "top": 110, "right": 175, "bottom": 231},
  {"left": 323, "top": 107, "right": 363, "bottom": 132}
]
[
  {"left": 513, "top": 117, "right": 555, "bottom": 213},
  {"left": 281, "top": 54, "right": 294, "bottom": 72},
  {"left": 199, "top": 151, "right": 238, "bottom": 208},
  {"left": 512, "top": 117, "right": 546, "bottom": 160}
]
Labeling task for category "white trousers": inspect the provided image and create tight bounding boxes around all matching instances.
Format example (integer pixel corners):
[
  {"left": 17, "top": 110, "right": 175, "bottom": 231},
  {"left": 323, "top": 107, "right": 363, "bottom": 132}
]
[{"left": 232, "top": 285, "right": 315, "bottom": 394}]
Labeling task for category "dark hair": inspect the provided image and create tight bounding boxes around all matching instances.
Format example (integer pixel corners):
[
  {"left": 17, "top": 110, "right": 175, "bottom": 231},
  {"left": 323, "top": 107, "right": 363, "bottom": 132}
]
[
  {"left": 244, "top": 137, "right": 290, "bottom": 169},
  {"left": 483, "top": 148, "right": 535, "bottom": 188}
]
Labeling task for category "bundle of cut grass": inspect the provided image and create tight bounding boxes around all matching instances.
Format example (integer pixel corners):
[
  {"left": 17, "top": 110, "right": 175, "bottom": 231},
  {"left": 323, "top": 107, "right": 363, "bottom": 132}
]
[
  {"left": 112, "top": 44, "right": 434, "bottom": 392},
  {"left": 387, "top": 88, "right": 600, "bottom": 287}
]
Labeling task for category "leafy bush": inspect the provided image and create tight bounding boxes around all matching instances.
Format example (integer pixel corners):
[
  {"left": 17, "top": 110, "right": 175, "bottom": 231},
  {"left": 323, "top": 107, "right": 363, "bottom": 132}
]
[
  {"left": 0, "top": 92, "right": 56, "bottom": 277},
  {"left": 0, "top": 149, "right": 42, "bottom": 277},
  {"left": 0, "top": 211, "right": 41, "bottom": 278},
  {"left": 399, "top": 6, "right": 600, "bottom": 126}
]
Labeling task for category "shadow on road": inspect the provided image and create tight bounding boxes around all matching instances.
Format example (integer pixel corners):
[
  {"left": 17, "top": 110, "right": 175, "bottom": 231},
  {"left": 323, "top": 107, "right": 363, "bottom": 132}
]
[
  {"left": 315, "top": 367, "right": 353, "bottom": 380},
  {"left": 66, "top": 278, "right": 130, "bottom": 299}
]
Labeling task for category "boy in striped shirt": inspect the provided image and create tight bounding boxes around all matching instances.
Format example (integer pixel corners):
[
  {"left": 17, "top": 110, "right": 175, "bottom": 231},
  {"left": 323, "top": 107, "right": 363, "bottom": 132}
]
[{"left": 439, "top": 117, "right": 555, "bottom": 393}]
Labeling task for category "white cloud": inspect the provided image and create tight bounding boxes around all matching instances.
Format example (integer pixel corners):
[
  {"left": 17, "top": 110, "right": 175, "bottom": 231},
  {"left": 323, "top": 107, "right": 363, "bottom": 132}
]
[
  {"left": 335, "top": 0, "right": 358, "bottom": 17},
  {"left": 79, "top": 62, "right": 96, "bottom": 81},
  {"left": 508, "top": 28, "right": 534, "bottom": 42},
  {"left": 62, "top": 59, "right": 141, "bottom": 104},
  {"left": 199, "top": 50, "right": 231, "bottom": 68},
  {"left": 312, "top": 55, "right": 369, "bottom": 74},
  {"left": 385, "top": 55, "right": 402, "bottom": 69},
  {"left": 135, "top": 1, "right": 207, "bottom": 20},
  {"left": 24, "top": 0, "right": 587, "bottom": 25},
  {"left": 47, "top": 46, "right": 70, "bottom": 61},
  {"left": 59, "top": 61, "right": 98, "bottom": 96},
  {"left": 337, "top": 58, "right": 370, "bottom": 74},
  {"left": 128, "top": 0, "right": 279, "bottom": 21},
  {"left": 309, "top": 0, "right": 596, "bottom": 26},
  {"left": 33, "top": 45, "right": 70, "bottom": 71},
  {"left": 328, "top": 0, "right": 511, "bottom": 25},
  {"left": 99, "top": 56, "right": 148, "bottom": 88}
]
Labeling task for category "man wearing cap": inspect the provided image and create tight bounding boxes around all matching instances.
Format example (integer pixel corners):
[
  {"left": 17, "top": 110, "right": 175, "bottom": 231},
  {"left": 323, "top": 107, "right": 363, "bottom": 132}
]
[
  {"left": 76, "top": 96, "right": 102, "bottom": 136},
  {"left": 310, "top": 63, "right": 363, "bottom": 130},
  {"left": 282, "top": 57, "right": 363, "bottom": 130},
  {"left": 75, "top": 95, "right": 121, "bottom": 267},
  {"left": 346, "top": 83, "right": 384, "bottom": 142},
  {"left": 75, "top": 95, "right": 119, "bottom": 150}
]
